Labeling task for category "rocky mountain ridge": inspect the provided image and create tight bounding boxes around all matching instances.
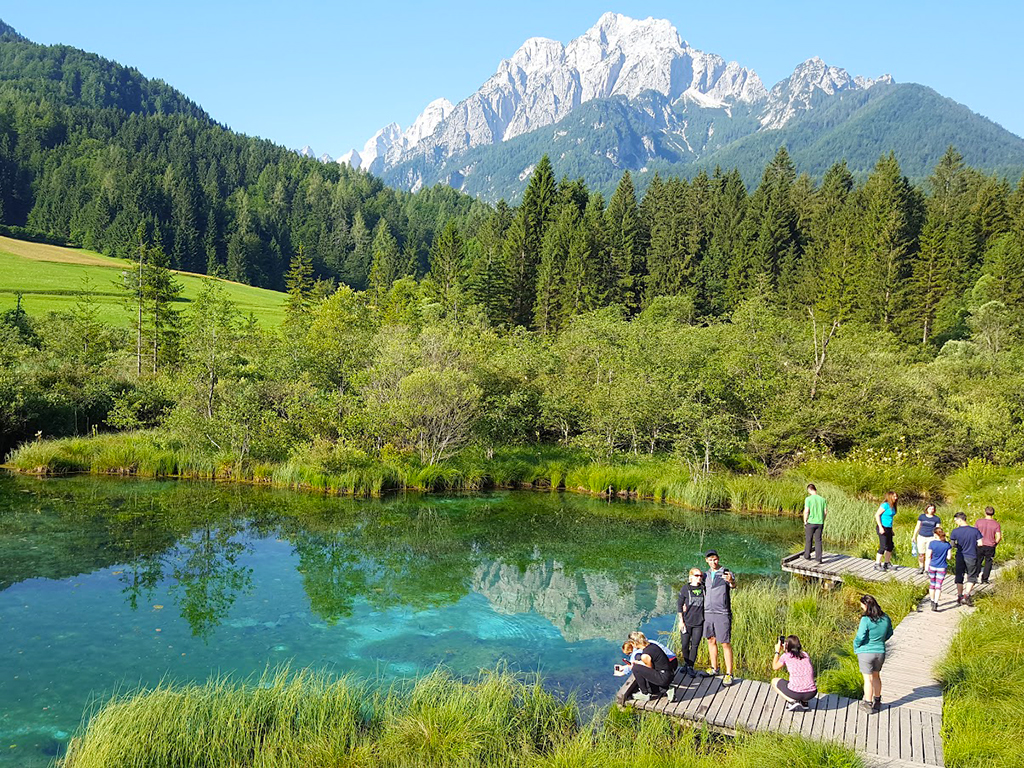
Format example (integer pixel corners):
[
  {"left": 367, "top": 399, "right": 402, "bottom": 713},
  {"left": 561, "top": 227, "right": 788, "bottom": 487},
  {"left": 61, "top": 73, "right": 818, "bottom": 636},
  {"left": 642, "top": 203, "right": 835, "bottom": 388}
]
[{"left": 327, "top": 12, "right": 889, "bottom": 178}]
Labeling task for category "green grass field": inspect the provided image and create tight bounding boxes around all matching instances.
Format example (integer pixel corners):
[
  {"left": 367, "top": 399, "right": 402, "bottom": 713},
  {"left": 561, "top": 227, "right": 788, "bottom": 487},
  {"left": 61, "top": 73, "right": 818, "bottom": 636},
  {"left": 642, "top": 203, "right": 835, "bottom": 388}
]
[{"left": 0, "top": 235, "right": 288, "bottom": 327}]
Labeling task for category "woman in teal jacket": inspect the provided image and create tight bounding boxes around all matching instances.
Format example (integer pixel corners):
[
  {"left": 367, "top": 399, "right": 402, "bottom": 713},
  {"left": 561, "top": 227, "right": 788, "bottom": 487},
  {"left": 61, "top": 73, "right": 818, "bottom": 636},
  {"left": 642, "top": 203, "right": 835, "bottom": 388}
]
[{"left": 854, "top": 594, "right": 893, "bottom": 713}]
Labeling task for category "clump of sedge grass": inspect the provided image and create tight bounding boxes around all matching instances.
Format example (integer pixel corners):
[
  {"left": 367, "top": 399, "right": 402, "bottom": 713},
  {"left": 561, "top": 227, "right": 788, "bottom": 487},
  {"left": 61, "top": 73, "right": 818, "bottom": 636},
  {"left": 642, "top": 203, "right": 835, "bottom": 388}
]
[{"left": 937, "top": 567, "right": 1024, "bottom": 768}]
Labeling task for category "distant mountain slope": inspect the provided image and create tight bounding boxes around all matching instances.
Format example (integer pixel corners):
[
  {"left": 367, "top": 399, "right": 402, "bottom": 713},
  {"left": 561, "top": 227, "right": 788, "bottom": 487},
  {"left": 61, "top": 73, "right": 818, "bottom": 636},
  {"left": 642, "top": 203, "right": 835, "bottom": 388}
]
[
  {"left": 0, "top": 20, "right": 208, "bottom": 119},
  {"left": 0, "top": 18, "right": 481, "bottom": 291},
  {"left": 697, "top": 83, "right": 1024, "bottom": 184}
]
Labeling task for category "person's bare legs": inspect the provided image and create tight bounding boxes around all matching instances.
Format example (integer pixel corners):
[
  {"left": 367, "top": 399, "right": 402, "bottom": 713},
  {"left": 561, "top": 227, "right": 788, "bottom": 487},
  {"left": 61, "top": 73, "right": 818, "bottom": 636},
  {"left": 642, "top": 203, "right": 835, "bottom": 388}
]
[
  {"left": 862, "top": 673, "right": 872, "bottom": 702},
  {"left": 722, "top": 643, "right": 734, "bottom": 675},
  {"left": 871, "top": 672, "right": 882, "bottom": 699},
  {"left": 706, "top": 637, "right": 719, "bottom": 672}
]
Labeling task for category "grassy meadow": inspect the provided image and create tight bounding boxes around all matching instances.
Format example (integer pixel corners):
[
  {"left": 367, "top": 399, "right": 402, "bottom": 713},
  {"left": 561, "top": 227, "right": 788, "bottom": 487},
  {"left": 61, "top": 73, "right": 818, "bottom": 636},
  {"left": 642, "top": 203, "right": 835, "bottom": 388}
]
[{"left": 0, "top": 235, "right": 287, "bottom": 327}]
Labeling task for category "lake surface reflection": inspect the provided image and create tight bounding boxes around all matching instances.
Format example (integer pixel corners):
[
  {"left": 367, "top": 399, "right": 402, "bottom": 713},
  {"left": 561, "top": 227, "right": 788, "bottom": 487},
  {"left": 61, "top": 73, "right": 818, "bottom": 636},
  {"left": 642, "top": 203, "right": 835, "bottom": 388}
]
[{"left": 0, "top": 475, "right": 796, "bottom": 766}]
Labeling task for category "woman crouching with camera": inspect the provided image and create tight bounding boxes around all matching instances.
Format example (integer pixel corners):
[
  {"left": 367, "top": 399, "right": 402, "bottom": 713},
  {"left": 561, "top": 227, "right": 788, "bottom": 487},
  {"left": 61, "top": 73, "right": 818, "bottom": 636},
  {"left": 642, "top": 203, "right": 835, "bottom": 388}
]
[{"left": 771, "top": 634, "right": 817, "bottom": 712}]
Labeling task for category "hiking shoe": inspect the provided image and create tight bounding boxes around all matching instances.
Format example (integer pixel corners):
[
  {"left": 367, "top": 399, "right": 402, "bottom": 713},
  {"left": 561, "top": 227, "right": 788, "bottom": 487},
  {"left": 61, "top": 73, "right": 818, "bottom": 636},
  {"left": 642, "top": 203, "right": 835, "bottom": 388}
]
[
  {"left": 722, "top": 674, "right": 733, "bottom": 686},
  {"left": 964, "top": 595, "right": 974, "bottom": 607},
  {"left": 956, "top": 595, "right": 963, "bottom": 606},
  {"left": 786, "top": 701, "right": 804, "bottom": 712},
  {"left": 687, "top": 666, "right": 697, "bottom": 678},
  {"left": 931, "top": 601, "right": 938, "bottom": 612},
  {"left": 918, "top": 567, "right": 925, "bottom": 574},
  {"left": 873, "top": 563, "right": 883, "bottom": 571},
  {"left": 631, "top": 692, "right": 651, "bottom": 703},
  {"left": 705, "top": 667, "right": 719, "bottom": 676},
  {"left": 859, "top": 700, "right": 874, "bottom": 714}
]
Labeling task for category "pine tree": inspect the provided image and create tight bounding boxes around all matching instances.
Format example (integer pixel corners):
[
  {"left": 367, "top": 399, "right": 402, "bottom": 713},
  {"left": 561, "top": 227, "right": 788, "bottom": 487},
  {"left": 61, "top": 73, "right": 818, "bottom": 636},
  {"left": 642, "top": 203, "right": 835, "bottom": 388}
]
[
  {"left": 605, "top": 170, "right": 644, "bottom": 312},
  {"left": 645, "top": 177, "right": 690, "bottom": 302},
  {"left": 701, "top": 169, "right": 746, "bottom": 315},
  {"left": 856, "top": 153, "right": 917, "bottom": 330},
  {"left": 285, "top": 244, "right": 314, "bottom": 316},
  {"left": 429, "top": 220, "right": 466, "bottom": 319},
  {"left": 507, "top": 156, "right": 557, "bottom": 326},
  {"left": 560, "top": 192, "right": 608, "bottom": 319},
  {"left": 534, "top": 202, "right": 578, "bottom": 334},
  {"left": 368, "top": 221, "right": 405, "bottom": 300},
  {"left": 467, "top": 202, "right": 513, "bottom": 324},
  {"left": 805, "top": 161, "right": 855, "bottom": 320}
]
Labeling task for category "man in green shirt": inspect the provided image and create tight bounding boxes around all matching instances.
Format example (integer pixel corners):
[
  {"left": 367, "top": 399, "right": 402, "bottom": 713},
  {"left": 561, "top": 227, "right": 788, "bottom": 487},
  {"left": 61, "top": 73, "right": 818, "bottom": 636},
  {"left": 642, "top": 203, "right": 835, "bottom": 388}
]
[{"left": 803, "top": 484, "right": 827, "bottom": 563}]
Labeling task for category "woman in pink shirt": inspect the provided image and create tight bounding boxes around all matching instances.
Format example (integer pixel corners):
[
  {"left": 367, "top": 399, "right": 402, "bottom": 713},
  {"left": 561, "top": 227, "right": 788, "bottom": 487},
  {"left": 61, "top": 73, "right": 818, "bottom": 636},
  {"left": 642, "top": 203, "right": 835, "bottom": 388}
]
[{"left": 771, "top": 634, "right": 817, "bottom": 712}]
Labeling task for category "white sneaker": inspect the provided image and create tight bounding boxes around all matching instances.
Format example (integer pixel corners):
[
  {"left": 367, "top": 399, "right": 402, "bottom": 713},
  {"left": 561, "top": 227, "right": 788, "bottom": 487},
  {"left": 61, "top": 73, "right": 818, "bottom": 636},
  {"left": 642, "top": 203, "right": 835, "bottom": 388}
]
[{"left": 787, "top": 701, "right": 804, "bottom": 712}]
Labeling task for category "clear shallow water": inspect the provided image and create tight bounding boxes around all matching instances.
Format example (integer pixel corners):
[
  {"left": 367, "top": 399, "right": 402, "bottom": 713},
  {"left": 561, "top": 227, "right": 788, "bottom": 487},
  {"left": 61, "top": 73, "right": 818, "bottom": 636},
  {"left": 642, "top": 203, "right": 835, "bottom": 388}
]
[{"left": 0, "top": 475, "right": 797, "bottom": 766}]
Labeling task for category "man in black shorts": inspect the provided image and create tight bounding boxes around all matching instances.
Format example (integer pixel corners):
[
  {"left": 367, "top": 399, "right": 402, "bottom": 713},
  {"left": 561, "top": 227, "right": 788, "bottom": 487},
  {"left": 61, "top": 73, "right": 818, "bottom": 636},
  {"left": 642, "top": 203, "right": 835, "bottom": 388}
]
[
  {"left": 702, "top": 550, "right": 737, "bottom": 686},
  {"left": 949, "top": 512, "right": 983, "bottom": 606}
]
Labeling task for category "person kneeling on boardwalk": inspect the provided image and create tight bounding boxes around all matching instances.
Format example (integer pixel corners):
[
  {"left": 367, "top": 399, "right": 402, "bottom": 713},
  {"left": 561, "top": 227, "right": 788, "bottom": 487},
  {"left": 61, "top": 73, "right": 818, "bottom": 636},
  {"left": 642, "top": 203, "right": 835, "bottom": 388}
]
[
  {"left": 627, "top": 632, "right": 675, "bottom": 703},
  {"left": 854, "top": 594, "right": 893, "bottom": 714},
  {"left": 771, "top": 634, "right": 817, "bottom": 712},
  {"left": 677, "top": 568, "right": 705, "bottom": 680},
  {"left": 924, "top": 526, "right": 952, "bottom": 611}
]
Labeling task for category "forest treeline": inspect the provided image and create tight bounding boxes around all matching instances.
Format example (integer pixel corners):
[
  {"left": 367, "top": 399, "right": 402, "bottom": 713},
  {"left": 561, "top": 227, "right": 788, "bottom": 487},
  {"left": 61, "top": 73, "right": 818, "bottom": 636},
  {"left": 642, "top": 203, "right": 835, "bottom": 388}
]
[{"left": 4, "top": 143, "right": 1024, "bottom": 473}]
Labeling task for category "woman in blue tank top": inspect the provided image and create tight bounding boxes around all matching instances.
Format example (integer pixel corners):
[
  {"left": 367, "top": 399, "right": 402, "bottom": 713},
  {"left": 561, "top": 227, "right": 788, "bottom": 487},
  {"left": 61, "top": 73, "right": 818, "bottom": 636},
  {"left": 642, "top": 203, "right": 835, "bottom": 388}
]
[{"left": 874, "top": 492, "right": 898, "bottom": 571}]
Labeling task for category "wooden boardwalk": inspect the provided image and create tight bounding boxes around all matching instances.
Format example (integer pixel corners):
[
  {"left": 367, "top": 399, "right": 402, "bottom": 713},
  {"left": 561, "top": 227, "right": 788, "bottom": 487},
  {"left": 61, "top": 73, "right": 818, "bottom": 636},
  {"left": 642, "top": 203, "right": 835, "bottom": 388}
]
[
  {"left": 619, "top": 554, "right": 1013, "bottom": 767},
  {"left": 616, "top": 674, "right": 943, "bottom": 766},
  {"left": 780, "top": 551, "right": 997, "bottom": 597}
]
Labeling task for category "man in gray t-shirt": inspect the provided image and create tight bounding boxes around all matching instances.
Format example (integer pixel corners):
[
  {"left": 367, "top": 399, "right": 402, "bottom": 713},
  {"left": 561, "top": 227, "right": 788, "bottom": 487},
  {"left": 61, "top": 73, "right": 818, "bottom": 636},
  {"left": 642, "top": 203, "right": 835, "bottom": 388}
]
[{"left": 702, "top": 550, "right": 737, "bottom": 686}]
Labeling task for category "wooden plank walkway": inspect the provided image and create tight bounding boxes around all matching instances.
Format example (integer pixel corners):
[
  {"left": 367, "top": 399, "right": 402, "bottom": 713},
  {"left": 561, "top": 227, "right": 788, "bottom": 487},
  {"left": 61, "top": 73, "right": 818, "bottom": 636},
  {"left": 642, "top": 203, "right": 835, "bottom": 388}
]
[
  {"left": 781, "top": 551, "right": 997, "bottom": 597},
  {"left": 616, "top": 674, "right": 944, "bottom": 766},
  {"left": 619, "top": 555, "right": 1014, "bottom": 767}
]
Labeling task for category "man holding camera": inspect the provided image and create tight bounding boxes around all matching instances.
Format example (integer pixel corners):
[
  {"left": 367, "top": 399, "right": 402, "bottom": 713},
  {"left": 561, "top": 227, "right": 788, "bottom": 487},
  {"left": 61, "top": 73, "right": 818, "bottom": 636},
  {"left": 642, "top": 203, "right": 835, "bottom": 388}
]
[{"left": 702, "top": 549, "right": 737, "bottom": 686}]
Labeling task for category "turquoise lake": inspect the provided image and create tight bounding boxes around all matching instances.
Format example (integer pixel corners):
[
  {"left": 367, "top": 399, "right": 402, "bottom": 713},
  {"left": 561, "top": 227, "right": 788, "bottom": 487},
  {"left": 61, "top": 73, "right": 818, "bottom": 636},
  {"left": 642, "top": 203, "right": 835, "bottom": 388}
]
[{"left": 0, "top": 475, "right": 798, "bottom": 766}]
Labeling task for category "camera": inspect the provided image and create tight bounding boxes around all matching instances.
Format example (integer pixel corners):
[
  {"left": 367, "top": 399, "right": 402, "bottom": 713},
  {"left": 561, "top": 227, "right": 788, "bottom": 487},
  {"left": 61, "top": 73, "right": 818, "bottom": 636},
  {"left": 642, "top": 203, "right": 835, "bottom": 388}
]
[{"left": 778, "top": 635, "right": 786, "bottom": 646}]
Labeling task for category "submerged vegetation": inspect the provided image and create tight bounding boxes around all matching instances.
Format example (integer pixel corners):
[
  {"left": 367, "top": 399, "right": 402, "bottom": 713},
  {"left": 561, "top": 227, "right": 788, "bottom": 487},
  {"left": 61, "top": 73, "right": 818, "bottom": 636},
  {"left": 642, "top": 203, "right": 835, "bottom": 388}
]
[{"left": 61, "top": 668, "right": 859, "bottom": 768}]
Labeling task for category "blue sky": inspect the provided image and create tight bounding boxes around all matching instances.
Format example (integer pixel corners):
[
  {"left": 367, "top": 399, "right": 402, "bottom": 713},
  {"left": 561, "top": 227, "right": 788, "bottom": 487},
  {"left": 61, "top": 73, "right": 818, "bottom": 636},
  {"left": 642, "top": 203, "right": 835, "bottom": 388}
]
[{"left": 6, "top": 1, "right": 1023, "bottom": 157}]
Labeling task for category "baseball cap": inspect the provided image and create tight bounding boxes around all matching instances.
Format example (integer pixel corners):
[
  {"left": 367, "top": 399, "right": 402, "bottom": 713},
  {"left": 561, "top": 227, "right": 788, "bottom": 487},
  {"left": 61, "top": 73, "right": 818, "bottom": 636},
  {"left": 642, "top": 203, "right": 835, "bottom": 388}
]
[{"left": 705, "top": 549, "right": 718, "bottom": 558}]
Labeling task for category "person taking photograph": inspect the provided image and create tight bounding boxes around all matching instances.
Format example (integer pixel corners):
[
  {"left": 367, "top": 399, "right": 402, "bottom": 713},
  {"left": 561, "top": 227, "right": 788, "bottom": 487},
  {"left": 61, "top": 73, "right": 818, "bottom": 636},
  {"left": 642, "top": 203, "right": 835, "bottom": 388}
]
[
  {"left": 771, "top": 634, "right": 817, "bottom": 712},
  {"left": 702, "top": 550, "right": 737, "bottom": 686}
]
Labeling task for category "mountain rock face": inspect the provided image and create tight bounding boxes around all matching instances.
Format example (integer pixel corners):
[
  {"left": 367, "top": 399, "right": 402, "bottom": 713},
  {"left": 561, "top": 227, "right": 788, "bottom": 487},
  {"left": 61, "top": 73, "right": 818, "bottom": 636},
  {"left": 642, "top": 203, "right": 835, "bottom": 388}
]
[
  {"left": 322, "top": 12, "right": 1024, "bottom": 200},
  {"left": 759, "top": 56, "right": 893, "bottom": 129},
  {"left": 335, "top": 13, "right": 888, "bottom": 183}
]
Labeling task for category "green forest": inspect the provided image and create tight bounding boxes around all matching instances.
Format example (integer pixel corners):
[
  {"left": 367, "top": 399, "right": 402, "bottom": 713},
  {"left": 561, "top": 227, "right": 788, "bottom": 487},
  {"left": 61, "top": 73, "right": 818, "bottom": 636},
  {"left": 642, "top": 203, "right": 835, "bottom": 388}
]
[
  {"left": 4, "top": 145, "right": 1024, "bottom": 482},
  {"left": 3, "top": 20, "right": 1024, "bottom": 482}
]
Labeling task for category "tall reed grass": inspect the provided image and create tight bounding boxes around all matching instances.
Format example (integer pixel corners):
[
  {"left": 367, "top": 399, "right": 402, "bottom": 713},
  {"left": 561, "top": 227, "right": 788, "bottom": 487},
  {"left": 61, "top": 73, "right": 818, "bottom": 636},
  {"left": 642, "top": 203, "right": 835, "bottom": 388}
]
[
  {"left": 794, "top": 453, "right": 942, "bottom": 500},
  {"left": 938, "top": 567, "right": 1024, "bottom": 768},
  {"left": 61, "top": 668, "right": 858, "bottom": 768}
]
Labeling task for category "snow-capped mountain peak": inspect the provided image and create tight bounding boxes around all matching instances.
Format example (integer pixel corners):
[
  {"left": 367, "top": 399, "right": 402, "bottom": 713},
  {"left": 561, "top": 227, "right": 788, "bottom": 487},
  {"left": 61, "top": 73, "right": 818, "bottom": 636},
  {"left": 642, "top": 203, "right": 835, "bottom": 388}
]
[
  {"left": 331, "top": 15, "right": 893, "bottom": 180},
  {"left": 298, "top": 145, "right": 316, "bottom": 158}
]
